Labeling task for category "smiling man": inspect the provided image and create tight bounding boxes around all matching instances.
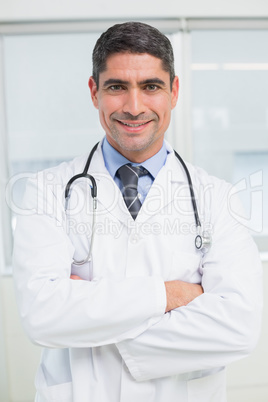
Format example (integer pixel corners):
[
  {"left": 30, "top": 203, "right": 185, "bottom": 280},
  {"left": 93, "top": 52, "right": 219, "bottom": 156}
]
[
  {"left": 89, "top": 52, "right": 178, "bottom": 162},
  {"left": 13, "top": 22, "right": 262, "bottom": 402}
]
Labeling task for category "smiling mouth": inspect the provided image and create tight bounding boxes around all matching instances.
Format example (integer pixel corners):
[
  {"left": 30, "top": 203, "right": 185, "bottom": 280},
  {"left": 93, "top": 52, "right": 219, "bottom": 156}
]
[{"left": 117, "top": 120, "right": 151, "bottom": 127}]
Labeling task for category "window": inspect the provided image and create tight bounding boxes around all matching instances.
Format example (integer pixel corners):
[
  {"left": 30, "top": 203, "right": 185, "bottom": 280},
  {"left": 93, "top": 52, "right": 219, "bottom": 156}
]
[
  {"left": 1, "top": 21, "right": 267, "bottom": 272},
  {"left": 5, "top": 32, "right": 103, "bottom": 176},
  {"left": 4, "top": 33, "right": 105, "bottom": 240},
  {"left": 191, "top": 30, "right": 268, "bottom": 242}
]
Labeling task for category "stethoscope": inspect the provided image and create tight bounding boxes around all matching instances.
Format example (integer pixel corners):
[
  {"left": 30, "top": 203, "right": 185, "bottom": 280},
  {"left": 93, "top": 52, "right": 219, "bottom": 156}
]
[{"left": 65, "top": 142, "right": 212, "bottom": 265}]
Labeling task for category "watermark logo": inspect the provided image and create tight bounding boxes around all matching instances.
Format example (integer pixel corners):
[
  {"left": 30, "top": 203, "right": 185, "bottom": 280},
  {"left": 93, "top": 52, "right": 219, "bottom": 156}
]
[
  {"left": 228, "top": 170, "right": 263, "bottom": 233},
  {"left": 5, "top": 168, "right": 264, "bottom": 235}
]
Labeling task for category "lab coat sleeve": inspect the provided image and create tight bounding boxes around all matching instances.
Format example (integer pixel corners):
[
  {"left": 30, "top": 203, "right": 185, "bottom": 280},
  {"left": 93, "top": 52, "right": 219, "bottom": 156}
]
[
  {"left": 115, "top": 181, "right": 263, "bottom": 381},
  {"left": 13, "top": 174, "right": 166, "bottom": 348}
]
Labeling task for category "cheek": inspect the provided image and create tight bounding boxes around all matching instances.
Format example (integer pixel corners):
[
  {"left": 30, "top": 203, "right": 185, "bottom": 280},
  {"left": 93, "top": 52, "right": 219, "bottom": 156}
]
[
  {"left": 98, "top": 110, "right": 110, "bottom": 132},
  {"left": 149, "top": 94, "right": 172, "bottom": 115},
  {"left": 97, "top": 98, "right": 119, "bottom": 131},
  {"left": 154, "top": 101, "right": 172, "bottom": 125},
  {"left": 98, "top": 96, "right": 122, "bottom": 116},
  {"left": 153, "top": 98, "right": 172, "bottom": 132},
  {"left": 97, "top": 101, "right": 111, "bottom": 128}
]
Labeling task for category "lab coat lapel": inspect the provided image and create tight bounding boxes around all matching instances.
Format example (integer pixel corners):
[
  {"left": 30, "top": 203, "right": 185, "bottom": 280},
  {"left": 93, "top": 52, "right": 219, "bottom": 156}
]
[{"left": 136, "top": 151, "right": 188, "bottom": 223}]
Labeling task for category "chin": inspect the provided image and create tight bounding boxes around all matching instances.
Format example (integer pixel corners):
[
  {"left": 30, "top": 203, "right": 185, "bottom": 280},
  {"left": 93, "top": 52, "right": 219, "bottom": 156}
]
[{"left": 120, "top": 139, "right": 151, "bottom": 153}]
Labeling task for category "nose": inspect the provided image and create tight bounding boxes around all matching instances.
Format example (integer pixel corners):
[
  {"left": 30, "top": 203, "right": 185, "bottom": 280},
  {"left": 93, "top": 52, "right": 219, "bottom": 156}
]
[{"left": 122, "top": 89, "right": 145, "bottom": 117}]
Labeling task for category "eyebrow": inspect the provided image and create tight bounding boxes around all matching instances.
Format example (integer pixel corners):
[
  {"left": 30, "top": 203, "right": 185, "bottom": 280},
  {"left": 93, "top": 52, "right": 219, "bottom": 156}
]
[
  {"left": 103, "top": 79, "right": 128, "bottom": 87},
  {"left": 103, "top": 78, "right": 167, "bottom": 87},
  {"left": 139, "top": 78, "right": 166, "bottom": 87}
]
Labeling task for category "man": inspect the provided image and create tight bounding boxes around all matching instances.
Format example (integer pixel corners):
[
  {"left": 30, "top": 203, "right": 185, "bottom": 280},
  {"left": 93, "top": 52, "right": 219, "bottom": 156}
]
[{"left": 13, "top": 22, "right": 262, "bottom": 402}]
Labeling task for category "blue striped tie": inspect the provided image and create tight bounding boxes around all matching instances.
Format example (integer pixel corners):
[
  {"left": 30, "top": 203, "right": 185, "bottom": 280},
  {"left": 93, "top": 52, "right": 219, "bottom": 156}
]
[{"left": 117, "top": 164, "right": 148, "bottom": 220}]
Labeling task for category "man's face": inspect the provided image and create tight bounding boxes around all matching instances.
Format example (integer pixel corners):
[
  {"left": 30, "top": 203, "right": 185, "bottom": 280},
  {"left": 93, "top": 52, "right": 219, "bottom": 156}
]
[{"left": 89, "top": 52, "right": 179, "bottom": 162}]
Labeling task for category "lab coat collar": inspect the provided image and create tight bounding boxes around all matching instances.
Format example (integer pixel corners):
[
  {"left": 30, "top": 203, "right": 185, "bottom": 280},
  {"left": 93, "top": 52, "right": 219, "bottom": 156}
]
[{"left": 89, "top": 140, "right": 189, "bottom": 226}]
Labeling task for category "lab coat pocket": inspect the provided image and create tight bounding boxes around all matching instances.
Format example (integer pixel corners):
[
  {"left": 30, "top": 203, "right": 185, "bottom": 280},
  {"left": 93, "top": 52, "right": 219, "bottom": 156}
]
[
  {"left": 71, "top": 260, "right": 92, "bottom": 281},
  {"left": 170, "top": 250, "right": 202, "bottom": 282},
  {"left": 187, "top": 369, "right": 226, "bottom": 402},
  {"left": 35, "top": 365, "right": 73, "bottom": 402}
]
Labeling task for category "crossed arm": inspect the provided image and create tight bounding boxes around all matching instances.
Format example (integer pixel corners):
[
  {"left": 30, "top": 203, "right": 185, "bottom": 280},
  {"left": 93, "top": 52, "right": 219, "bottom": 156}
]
[
  {"left": 164, "top": 280, "right": 203, "bottom": 312},
  {"left": 71, "top": 274, "right": 204, "bottom": 313}
]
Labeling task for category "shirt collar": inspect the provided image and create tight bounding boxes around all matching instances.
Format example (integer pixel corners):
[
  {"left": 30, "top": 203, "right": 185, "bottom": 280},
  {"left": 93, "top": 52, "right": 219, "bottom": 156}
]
[{"left": 102, "top": 136, "right": 169, "bottom": 180}]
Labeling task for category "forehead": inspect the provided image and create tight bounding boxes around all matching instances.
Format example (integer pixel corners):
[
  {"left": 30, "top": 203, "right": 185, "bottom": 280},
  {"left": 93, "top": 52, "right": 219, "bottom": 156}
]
[{"left": 100, "top": 52, "right": 169, "bottom": 81}]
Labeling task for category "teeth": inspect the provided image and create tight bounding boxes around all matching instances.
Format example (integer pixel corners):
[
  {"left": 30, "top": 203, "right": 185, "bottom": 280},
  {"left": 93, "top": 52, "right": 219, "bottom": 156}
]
[{"left": 121, "top": 122, "right": 147, "bottom": 127}]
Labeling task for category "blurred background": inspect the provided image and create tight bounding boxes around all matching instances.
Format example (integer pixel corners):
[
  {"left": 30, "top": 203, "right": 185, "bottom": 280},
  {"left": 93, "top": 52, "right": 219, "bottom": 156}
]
[{"left": 0, "top": 0, "right": 267, "bottom": 401}]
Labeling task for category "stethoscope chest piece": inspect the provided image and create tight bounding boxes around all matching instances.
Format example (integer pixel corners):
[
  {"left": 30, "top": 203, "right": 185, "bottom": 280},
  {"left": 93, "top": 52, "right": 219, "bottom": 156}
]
[
  {"left": 195, "top": 235, "right": 203, "bottom": 250},
  {"left": 195, "top": 230, "right": 212, "bottom": 253}
]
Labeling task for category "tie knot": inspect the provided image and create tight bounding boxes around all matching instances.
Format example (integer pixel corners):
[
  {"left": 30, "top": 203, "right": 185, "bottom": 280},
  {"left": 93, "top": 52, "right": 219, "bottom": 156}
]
[{"left": 117, "top": 164, "right": 148, "bottom": 188}]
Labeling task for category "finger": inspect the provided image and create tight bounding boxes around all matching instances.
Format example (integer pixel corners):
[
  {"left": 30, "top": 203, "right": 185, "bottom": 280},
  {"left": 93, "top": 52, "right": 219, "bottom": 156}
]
[{"left": 70, "top": 275, "right": 83, "bottom": 280}]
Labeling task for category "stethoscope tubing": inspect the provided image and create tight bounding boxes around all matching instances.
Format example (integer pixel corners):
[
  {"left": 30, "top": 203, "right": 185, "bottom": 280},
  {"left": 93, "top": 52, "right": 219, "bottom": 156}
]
[
  {"left": 65, "top": 143, "right": 211, "bottom": 264},
  {"left": 173, "top": 150, "right": 201, "bottom": 229}
]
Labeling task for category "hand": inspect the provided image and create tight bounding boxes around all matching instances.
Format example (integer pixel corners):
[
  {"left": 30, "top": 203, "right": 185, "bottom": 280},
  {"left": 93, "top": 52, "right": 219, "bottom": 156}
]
[
  {"left": 70, "top": 275, "right": 83, "bottom": 280},
  {"left": 165, "top": 280, "right": 203, "bottom": 313}
]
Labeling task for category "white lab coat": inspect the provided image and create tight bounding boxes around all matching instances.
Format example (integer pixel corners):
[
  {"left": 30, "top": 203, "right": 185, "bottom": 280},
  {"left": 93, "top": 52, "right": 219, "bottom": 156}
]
[{"left": 13, "top": 140, "right": 262, "bottom": 402}]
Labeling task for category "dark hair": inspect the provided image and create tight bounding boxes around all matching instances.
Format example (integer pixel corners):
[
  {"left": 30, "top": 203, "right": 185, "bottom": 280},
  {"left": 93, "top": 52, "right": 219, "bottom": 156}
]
[{"left": 92, "top": 21, "right": 175, "bottom": 89}]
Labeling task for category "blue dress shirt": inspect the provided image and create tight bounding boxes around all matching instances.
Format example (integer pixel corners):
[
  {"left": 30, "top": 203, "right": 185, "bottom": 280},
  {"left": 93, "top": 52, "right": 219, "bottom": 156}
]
[{"left": 102, "top": 137, "right": 168, "bottom": 204}]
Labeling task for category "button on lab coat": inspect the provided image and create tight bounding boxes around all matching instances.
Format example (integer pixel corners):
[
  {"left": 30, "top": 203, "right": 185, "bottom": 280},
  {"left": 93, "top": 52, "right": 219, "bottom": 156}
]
[{"left": 13, "top": 141, "right": 263, "bottom": 402}]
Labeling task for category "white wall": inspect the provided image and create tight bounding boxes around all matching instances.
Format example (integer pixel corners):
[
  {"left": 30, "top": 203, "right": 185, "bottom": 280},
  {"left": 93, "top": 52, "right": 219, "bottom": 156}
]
[
  {"left": 227, "top": 259, "right": 268, "bottom": 402},
  {"left": 0, "top": 278, "right": 9, "bottom": 402},
  {"left": 0, "top": 276, "right": 40, "bottom": 402},
  {"left": 0, "top": 0, "right": 268, "bottom": 22}
]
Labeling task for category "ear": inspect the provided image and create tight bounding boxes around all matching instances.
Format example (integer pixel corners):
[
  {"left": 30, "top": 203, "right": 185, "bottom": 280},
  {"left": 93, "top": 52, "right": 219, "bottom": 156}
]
[
  {"left": 171, "top": 76, "right": 179, "bottom": 109},
  {"left": 88, "top": 76, "right": 99, "bottom": 109}
]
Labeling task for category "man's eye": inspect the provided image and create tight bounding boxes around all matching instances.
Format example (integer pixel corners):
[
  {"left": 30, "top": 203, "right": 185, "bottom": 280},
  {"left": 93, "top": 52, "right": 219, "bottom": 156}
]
[
  {"left": 109, "top": 85, "right": 124, "bottom": 91},
  {"left": 145, "top": 84, "right": 159, "bottom": 91}
]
